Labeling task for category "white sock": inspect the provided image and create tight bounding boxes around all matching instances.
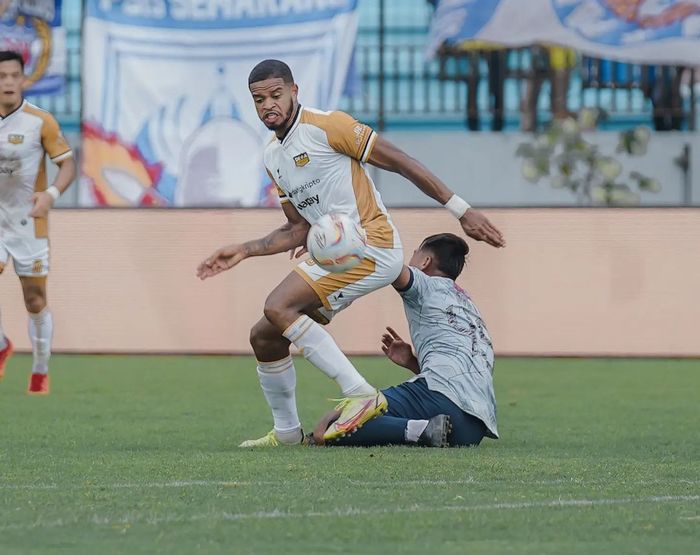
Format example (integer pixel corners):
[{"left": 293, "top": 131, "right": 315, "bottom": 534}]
[
  {"left": 28, "top": 308, "right": 53, "bottom": 375},
  {"left": 283, "top": 315, "right": 375, "bottom": 397},
  {"left": 257, "top": 356, "right": 302, "bottom": 444},
  {"left": 405, "top": 419, "right": 429, "bottom": 442},
  {"left": 0, "top": 308, "right": 6, "bottom": 349}
]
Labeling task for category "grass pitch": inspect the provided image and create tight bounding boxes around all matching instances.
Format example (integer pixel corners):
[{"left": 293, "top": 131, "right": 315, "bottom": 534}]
[{"left": 0, "top": 355, "right": 698, "bottom": 554}]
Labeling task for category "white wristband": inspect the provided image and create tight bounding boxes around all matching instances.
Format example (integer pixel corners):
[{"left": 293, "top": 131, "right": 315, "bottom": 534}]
[
  {"left": 46, "top": 186, "right": 60, "bottom": 201},
  {"left": 444, "top": 194, "right": 470, "bottom": 219}
]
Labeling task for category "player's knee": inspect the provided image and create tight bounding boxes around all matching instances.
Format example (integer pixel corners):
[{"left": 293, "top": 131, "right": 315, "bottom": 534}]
[
  {"left": 249, "top": 319, "right": 271, "bottom": 351},
  {"left": 249, "top": 318, "right": 290, "bottom": 359},
  {"left": 262, "top": 296, "right": 290, "bottom": 330},
  {"left": 24, "top": 293, "right": 46, "bottom": 314}
]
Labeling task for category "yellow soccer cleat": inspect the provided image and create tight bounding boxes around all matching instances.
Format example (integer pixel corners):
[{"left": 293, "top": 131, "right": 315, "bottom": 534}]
[
  {"left": 323, "top": 390, "right": 388, "bottom": 442},
  {"left": 239, "top": 430, "right": 280, "bottom": 448},
  {"left": 239, "top": 430, "right": 308, "bottom": 448}
]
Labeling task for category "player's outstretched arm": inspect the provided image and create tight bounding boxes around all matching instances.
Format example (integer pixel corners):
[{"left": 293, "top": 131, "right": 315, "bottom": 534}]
[
  {"left": 197, "top": 201, "right": 310, "bottom": 280},
  {"left": 381, "top": 326, "right": 420, "bottom": 375},
  {"left": 367, "top": 136, "right": 505, "bottom": 248}
]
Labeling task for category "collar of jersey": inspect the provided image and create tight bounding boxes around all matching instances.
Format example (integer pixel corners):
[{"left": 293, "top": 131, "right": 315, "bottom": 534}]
[
  {"left": 0, "top": 99, "right": 25, "bottom": 121},
  {"left": 278, "top": 104, "right": 302, "bottom": 145}
]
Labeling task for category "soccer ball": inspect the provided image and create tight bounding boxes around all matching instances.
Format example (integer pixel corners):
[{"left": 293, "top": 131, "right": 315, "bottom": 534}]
[{"left": 307, "top": 213, "right": 367, "bottom": 272}]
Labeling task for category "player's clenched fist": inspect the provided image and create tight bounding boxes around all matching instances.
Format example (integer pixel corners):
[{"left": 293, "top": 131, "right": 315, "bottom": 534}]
[
  {"left": 30, "top": 191, "right": 55, "bottom": 219},
  {"left": 196, "top": 244, "right": 248, "bottom": 280}
]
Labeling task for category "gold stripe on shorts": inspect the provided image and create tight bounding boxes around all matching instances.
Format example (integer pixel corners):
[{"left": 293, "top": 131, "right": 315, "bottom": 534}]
[{"left": 294, "top": 257, "right": 377, "bottom": 311}]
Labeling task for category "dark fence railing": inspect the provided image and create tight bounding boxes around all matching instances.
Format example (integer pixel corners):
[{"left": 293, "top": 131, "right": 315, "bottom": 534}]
[
  {"left": 340, "top": 40, "right": 698, "bottom": 132},
  {"left": 28, "top": 29, "right": 699, "bottom": 133}
]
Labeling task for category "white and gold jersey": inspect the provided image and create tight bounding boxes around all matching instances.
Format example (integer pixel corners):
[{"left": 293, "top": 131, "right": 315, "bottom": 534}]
[
  {"left": 264, "top": 106, "right": 400, "bottom": 250},
  {"left": 0, "top": 100, "right": 72, "bottom": 239}
]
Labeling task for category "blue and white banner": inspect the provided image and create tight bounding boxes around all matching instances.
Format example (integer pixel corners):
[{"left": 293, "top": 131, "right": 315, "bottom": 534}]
[
  {"left": 80, "top": 0, "right": 359, "bottom": 207},
  {"left": 0, "top": 0, "right": 66, "bottom": 95},
  {"left": 429, "top": 0, "right": 700, "bottom": 64}
]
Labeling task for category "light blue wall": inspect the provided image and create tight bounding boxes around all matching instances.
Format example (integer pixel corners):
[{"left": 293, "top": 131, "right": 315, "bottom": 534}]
[{"left": 373, "top": 131, "right": 699, "bottom": 207}]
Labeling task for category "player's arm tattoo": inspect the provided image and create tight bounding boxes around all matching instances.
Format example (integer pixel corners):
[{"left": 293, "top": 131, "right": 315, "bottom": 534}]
[
  {"left": 242, "top": 202, "right": 310, "bottom": 257},
  {"left": 242, "top": 221, "right": 308, "bottom": 257}
]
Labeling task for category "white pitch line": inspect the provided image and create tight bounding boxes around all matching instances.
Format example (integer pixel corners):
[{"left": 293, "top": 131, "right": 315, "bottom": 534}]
[
  {"left": 109, "top": 480, "right": 255, "bottom": 489},
  {"left": 0, "top": 484, "right": 58, "bottom": 490},
  {"left": 0, "top": 480, "right": 265, "bottom": 491},
  {"left": 348, "top": 478, "right": 476, "bottom": 486},
  {"left": 0, "top": 495, "right": 697, "bottom": 531},
  {"left": 348, "top": 478, "right": 700, "bottom": 487},
  {"left": 1, "top": 478, "right": 698, "bottom": 491}
]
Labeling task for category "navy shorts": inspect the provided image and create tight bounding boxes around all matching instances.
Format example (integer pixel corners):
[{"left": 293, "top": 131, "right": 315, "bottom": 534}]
[
  {"left": 383, "top": 378, "right": 489, "bottom": 447},
  {"left": 329, "top": 378, "right": 489, "bottom": 447}
]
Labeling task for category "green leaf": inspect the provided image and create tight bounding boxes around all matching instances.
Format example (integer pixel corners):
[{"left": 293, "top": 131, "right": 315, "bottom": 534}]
[
  {"left": 521, "top": 159, "right": 541, "bottom": 182},
  {"left": 515, "top": 143, "right": 535, "bottom": 158}
]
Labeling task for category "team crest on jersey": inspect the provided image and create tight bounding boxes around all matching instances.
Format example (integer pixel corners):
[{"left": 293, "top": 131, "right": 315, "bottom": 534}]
[
  {"left": 293, "top": 152, "right": 310, "bottom": 167},
  {"left": 8, "top": 134, "right": 24, "bottom": 145}
]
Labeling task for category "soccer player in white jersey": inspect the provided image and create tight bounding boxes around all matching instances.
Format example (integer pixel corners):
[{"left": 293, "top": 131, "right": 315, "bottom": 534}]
[
  {"left": 0, "top": 51, "right": 76, "bottom": 394},
  {"left": 197, "top": 59, "right": 504, "bottom": 447}
]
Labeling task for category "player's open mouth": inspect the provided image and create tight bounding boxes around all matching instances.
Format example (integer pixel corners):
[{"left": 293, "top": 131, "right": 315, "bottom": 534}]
[{"left": 263, "top": 113, "right": 280, "bottom": 123}]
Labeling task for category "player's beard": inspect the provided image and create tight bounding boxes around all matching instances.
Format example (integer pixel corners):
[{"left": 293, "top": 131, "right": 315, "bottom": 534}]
[{"left": 265, "top": 101, "right": 296, "bottom": 132}]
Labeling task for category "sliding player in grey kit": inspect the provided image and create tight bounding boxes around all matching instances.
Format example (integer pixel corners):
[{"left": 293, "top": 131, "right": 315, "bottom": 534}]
[{"left": 312, "top": 233, "right": 498, "bottom": 448}]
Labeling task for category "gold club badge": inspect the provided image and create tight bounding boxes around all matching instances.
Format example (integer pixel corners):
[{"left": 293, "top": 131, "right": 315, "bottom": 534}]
[{"left": 294, "top": 152, "right": 310, "bottom": 167}]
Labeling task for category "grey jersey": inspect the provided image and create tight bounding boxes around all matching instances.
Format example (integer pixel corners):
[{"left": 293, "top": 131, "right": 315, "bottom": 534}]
[{"left": 399, "top": 267, "right": 498, "bottom": 438}]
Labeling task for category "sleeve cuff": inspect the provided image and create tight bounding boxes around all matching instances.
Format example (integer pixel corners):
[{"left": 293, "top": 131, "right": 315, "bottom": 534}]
[
  {"left": 360, "top": 131, "right": 377, "bottom": 163},
  {"left": 395, "top": 267, "right": 415, "bottom": 294},
  {"left": 51, "top": 150, "right": 73, "bottom": 163}
]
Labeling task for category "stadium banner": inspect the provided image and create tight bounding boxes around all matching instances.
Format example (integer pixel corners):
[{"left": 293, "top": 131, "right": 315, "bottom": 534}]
[
  {"left": 428, "top": 0, "right": 700, "bottom": 64},
  {"left": 0, "top": 0, "right": 66, "bottom": 95},
  {"left": 80, "top": 0, "right": 359, "bottom": 207}
]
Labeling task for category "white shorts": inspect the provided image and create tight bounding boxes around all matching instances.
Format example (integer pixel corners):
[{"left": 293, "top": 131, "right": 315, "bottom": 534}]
[
  {"left": 295, "top": 245, "right": 403, "bottom": 322},
  {"left": 0, "top": 235, "right": 50, "bottom": 277}
]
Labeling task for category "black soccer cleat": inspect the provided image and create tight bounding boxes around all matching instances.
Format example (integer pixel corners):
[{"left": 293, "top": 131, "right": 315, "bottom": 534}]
[{"left": 417, "top": 414, "right": 451, "bottom": 448}]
